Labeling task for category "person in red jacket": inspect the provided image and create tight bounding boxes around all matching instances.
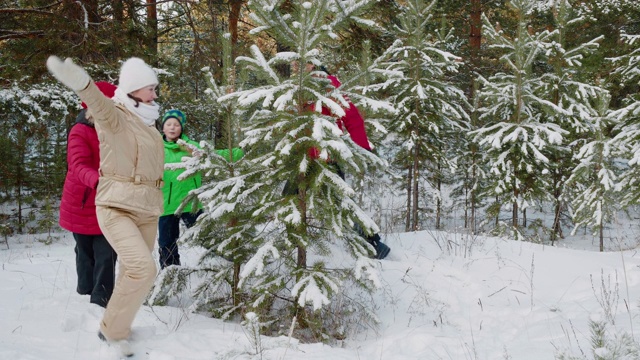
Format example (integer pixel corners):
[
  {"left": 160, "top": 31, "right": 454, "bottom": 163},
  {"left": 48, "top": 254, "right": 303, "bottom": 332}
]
[
  {"left": 323, "top": 71, "right": 390, "bottom": 260},
  {"left": 326, "top": 74, "right": 372, "bottom": 150},
  {"left": 59, "top": 81, "right": 118, "bottom": 308},
  {"left": 298, "top": 65, "right": 390, "bottom": 259}
]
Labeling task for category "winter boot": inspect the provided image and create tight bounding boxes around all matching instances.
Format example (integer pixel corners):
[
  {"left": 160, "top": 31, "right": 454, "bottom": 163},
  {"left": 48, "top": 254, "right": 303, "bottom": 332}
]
[
  {"left": 98, "top": 331, "right": 134, "bottom": 358},
  {"left": 366, "top": 233, "right": 390, "bottom": 260},
  {"left": 374, "top": 241, "right": 390, "bottom": 260}
]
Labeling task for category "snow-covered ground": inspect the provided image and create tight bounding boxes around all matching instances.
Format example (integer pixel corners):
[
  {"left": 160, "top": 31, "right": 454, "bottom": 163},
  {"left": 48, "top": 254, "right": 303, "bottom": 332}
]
[{"left": 1, "top": 229, "right": 639, "bottom": 359}]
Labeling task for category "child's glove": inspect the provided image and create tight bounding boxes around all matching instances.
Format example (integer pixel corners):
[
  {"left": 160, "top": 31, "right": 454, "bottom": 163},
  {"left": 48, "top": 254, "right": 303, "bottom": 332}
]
[{"left": 46, "top": 56, "right": 91, "bottom": 91}]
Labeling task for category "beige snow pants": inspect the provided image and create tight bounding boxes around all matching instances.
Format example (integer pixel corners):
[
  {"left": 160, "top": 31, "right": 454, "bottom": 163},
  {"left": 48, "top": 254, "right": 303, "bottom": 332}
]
[{"left": 96, "top": 206, "right": 158, "bottom": 340}]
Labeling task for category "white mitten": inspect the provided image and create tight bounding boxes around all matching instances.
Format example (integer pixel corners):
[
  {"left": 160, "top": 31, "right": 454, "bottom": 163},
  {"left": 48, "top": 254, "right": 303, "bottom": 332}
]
[{"left": 46, "top": 56, "right": 91, "bottom": 91}]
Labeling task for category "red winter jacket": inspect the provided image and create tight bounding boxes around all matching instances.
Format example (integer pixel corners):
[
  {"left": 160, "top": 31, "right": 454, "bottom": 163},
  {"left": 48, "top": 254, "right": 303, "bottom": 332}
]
[
  {"left": 309, "top": 75, "right": 371, "bottom": 159},
  {"left": 59, "top": 109, "right": 102, "bottom": 235}
]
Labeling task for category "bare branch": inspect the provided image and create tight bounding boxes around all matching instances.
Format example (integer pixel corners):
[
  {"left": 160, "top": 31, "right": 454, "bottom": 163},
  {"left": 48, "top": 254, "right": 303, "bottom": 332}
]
[{"left": 0, "top": 31, "right": 45, "bottom": 41}]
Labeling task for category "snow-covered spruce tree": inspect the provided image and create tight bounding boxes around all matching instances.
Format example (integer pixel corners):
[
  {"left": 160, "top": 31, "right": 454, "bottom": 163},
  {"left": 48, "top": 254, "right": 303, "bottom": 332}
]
[
  {"left": 537, "top": 0, "right": 605, "bottom": 244},
  {"left": 609, "top": 32, "right": 640, "bottom": 209},
  {"left": 449, "top": 79, "right": 488, "bottom": 235},
  {"left": 214, "top": 0, "right": 385, "bottom": 337},
  {"left": 149, "top": 33, "right": 257, "bottom": 318},
  {"left": 565, "top": 92, "right": 619, "bottom": 252},
  {"left": 374, "top": 0, "right": 469, "bottom": 231},
  {"left": 472, "top": 0, "right": 567, "bottom": 238},
  {"left": 0, "top": 81, "right": 77, "bottom": 234}
]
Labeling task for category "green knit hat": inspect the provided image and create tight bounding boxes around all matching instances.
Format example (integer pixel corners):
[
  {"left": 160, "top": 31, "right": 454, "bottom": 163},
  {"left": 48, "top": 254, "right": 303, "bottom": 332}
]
[{"left": 162, "top": 109, "right": 186, "bottom": 128}]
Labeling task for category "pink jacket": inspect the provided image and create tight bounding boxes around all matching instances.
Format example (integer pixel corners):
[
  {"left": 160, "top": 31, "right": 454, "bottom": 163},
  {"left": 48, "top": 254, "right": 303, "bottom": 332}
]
[
  {"left": 59, "top": 110, "right": 102, "bottom": 235},
  {"left": 326, "top": 75, "right": 371, "bottom": 151},
  {"left": 309, "top": 75, "right": 372, "bottom": 159}
]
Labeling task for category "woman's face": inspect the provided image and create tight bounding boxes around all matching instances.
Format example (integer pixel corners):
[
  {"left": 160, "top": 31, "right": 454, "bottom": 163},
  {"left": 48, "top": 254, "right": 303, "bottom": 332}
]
[
  {"left": 130, "top": 85, "right": 158, "bottom": 104},
  {"left": 163, "top": 118, "right": 182, "bottom": 142}
]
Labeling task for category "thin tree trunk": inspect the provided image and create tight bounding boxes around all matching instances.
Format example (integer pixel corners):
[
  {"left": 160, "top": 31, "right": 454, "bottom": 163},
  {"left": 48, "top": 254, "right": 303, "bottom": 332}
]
[
  {"left": 599, "top": 214, "right": 604, "bottom": 252},
  {"left": 468, "top": 0, "right": 481, "bottom": 235},
  {"left": 296, "top": 186, "right": 307, "bottom": 275},
  {"left": 16, "top": 146, "right": 23, "bottom": 234},
  {"left": 470, "top": 166, "right": 476, "bottom": 234},
  {"left": 405, "top": 166, "right": 412, "bottom": 232},
  {"left": 412, "top": 148, "right": 419, "bottom": 231},
  {"left": 495, "top": 195, "right": 499, "bottom": 227},
  {"left": 512, "top": 189, "right": 518, "bottom": 229},
  {"left": 551, "top": 192, "right": 562, "bottom": 245},
  {"left": 233, "top": 257, "right": 241, "bottom": 306},
  {"left": 436, "top": 163, "right": 441, "bottom": 230},
  {"left": 464, "top": 172, "right": 469, "bottom": 229}
]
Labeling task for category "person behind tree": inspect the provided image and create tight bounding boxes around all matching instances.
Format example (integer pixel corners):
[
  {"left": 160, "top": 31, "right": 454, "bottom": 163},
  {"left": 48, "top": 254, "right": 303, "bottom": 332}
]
[
  {"left": 322, "top": 68, "right": 390, "bottom": 260},
  {"left": 47, "top": 56, "right": 164, "bottom": 356},
  {"left": 159, "top": 109, "right": 244, "bottom": 269},
  {"left": 59, "top": 81, "right": 118, "bottom": 308},
  {"left": 291, "top": 62, "right": 390, "bottom": 259},
  {"left": 158, "top": 109, "right": 202, "bottom": 269}
]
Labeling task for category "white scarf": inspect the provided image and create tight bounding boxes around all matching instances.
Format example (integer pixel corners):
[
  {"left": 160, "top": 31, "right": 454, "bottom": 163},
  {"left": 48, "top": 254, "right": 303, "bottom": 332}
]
[{"left": 113, "top": 88, "right": 160, "bottom": 126}]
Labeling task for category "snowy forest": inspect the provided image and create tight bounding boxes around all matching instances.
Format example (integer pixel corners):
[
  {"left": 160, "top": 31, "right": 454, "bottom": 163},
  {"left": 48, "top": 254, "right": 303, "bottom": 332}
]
[{"left": 2, "top": 0, "right": 640, "bottom": 349}]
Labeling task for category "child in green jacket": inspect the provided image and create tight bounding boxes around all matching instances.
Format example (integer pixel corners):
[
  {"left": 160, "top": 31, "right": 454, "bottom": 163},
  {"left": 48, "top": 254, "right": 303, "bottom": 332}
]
[
  {"left": 158, "top": 109, "right": 202, "bottom": 268},
  {"left": 158, "top": 109, "right": 244, "bottom": 269}
]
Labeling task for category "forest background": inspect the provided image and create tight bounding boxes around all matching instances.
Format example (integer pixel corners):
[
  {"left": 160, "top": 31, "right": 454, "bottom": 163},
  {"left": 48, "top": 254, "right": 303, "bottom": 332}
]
[{"left": 2, "top": 0, "right": 640, "bottom": 347}]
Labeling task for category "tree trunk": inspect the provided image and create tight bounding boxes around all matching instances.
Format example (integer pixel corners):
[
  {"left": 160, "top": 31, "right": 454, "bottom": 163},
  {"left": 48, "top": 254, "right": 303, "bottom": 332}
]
[
  {"left": 16, "top": 135, "right": 24, "bottom": 234},
  {"left": 512, "top": 190, "right": 518, "bottom": 230},
  {"left": 464, "top": 172, "right": 469, "bottom": 229},
  {"left": 469, "top": 0, "right": 482, "bottom": 56},
  {"left": 599, "top": 214, "right": 604, "bottom": 252},
  {"left": 551, "top": 192, "right": 562, "bottom": 245},
  {"left": 229, "top": 0, "right": 243, "bottom": 47},
  {"left": 405, "top": 166, "right": 412, "bottom": 232},
  {"left": 412, "top": 148, "right": 419, "bottom": 231},
  {"left": 233, "top": 260, "right": 241, "bottom": 306},
  {"left": 470, "top": 165, "right": 476, "bottom": 234},
  {"left": 146, "top": 0, "right": 158, "bottom": 62},
  {"left": 495, "top": 195, "right": 499, "bottom": 227},
  {"left": 296, "top": 186, "right": 308, "bottom": 275},
  {"left": 436, "top": 163, "right": 441, "bottom": 230},
  {"left": 468, "top": 0, "right": 481, "bottom": 235},
  {"left": 112, "top": 0, "right": 124, "bottom": 59}
]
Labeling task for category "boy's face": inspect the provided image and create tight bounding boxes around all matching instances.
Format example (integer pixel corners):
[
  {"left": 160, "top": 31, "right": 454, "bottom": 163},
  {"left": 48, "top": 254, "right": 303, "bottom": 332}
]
[{"left": 163, "top": 118, "right": 182, "bottom": 141}]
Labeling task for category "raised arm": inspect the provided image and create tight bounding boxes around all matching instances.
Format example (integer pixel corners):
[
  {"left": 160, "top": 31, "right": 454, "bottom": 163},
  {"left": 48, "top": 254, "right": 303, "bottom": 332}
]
[{"left": 46, "top": 56, "right": 121, "bottom": 131}]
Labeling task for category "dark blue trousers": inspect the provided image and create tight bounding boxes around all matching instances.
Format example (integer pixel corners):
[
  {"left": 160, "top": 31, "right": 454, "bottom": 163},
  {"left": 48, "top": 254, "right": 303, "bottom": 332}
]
[
  {"left": 158, "top": 211, "right": 201, "bottom": 269},
  {"left": 73, "top": 233, "right": 117, "bottom": 307}
]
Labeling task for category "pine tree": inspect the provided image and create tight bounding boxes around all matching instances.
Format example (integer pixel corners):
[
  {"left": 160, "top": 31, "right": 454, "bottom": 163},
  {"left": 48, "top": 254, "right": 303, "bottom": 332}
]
[
  {"left": 0, "top": 81, "right": 76, "bottom": 233},
  {"left": 473, "top": 0, "right": 566, "bottom": 238},
  {"left": 450, "top": 80, "right": 488, "bottom": 234},
  {"left": 566, "top": 92, "right": 618, "bottom": 252},
  {"left": 375, "top": 0, "right": 469, "bottom": 231},
  {"left": 160, "top": 0, "right": 386, "bottom": 336},
  {"left": 609, "top": 32, "right": 640, "bottom": 208},
  {"left": 148, "top": 33, "right": 254, "bottom": 318},
  {"left": 539, "top": 0, "right": 604, "bottom": 244}
]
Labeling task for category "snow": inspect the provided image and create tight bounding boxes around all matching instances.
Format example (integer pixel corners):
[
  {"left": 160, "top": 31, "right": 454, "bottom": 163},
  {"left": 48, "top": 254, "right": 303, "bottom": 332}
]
[{"left": 2, "top": 229, "right": 639, "bottom": 359}]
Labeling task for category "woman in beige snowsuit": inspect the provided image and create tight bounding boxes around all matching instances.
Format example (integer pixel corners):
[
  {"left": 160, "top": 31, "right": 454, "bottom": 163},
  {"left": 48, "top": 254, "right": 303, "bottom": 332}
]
[{"left": 47, "top": 56, "right": 164, "bottom": 353}]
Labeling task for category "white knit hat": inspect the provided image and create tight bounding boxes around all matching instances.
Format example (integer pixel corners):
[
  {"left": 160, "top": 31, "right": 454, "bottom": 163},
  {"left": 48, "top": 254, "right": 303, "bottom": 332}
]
[{"left": 118, "top": 57, "right": 158, "bottom": 94}]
